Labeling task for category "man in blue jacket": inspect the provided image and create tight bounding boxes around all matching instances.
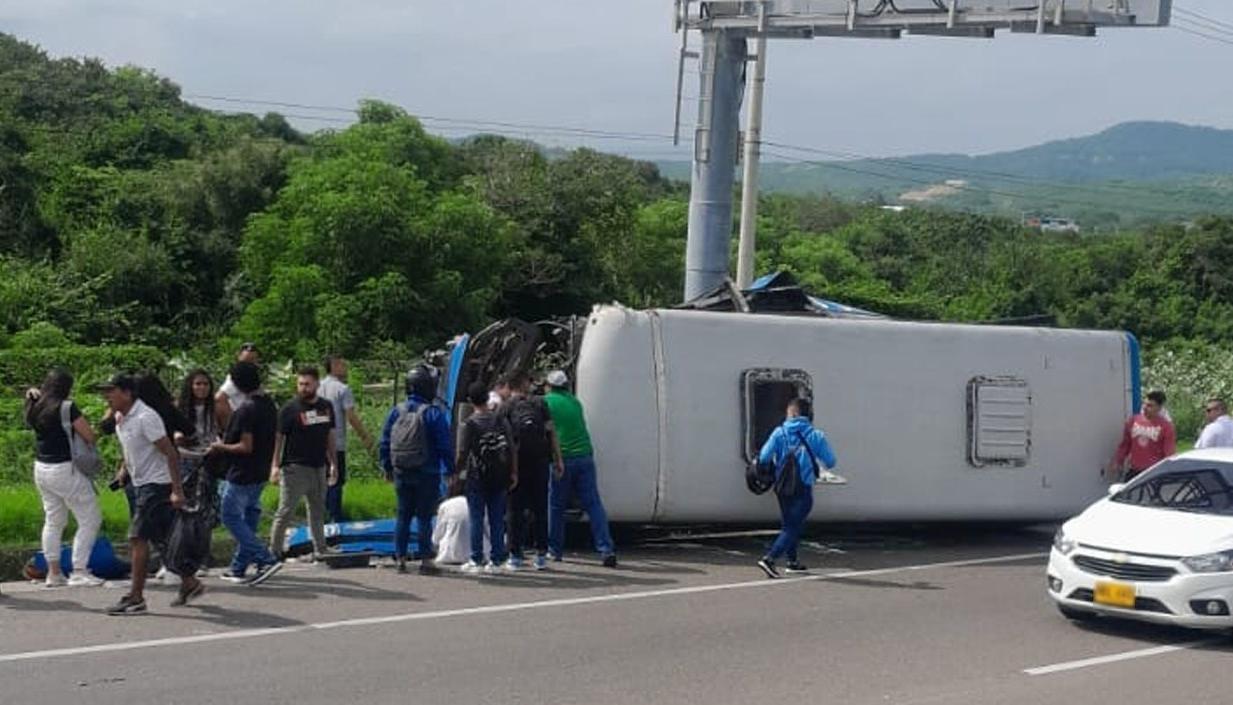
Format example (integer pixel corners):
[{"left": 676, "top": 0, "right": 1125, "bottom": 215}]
[
  {"left": 757, "top": 397, "right": 837, "bottom": 579},
  {"left": 379, "top": 365, "right": 454, "bottom": 574}
]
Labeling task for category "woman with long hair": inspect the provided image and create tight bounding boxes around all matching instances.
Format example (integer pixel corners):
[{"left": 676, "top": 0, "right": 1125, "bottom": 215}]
[
  {"left": 176, "top": 369, "right": 223, "bottom": 506},
  {"left": 24, "top": 368, "right": 104, "bottom": 587}
]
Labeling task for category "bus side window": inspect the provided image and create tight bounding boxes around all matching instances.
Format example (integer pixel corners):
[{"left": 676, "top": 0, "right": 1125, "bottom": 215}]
[
  {"left": 741, "top": 368, "right": 813, "bottom": 464},
  {"left": 967, "top": 376, "right": 1032, "bottom": 468}
]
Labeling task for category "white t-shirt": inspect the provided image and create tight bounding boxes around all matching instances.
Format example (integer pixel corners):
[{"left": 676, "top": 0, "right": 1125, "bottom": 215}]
[
  {"left": 1196, "top": 415, "right": 1233, "bottom": 449},
  {"left": 219, "top": 375, "right": 250, "bottom": 411},
  {"left": 319, "top": 375, "right": 355, "bottom": 452},
  {"left": 116, "top": 399, "right": 171, "bottom": 486}
]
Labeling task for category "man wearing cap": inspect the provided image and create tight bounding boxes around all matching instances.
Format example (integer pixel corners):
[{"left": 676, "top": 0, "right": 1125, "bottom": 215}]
[
  {"left": 544, "top": 370, "right": 617, "bottom": 568},
  {"left": 102, "top": 375, "right": 203, "bottom": 614}
]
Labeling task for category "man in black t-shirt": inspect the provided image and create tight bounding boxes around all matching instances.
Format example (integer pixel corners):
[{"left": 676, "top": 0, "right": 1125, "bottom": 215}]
[
  {"left": 269, "top": 366, "right": 337, "bottom": 560},
  {"left": 208, "top": 362, "right": 283, "bottom": 585},
  {"left": 497, "top": 372, "right": 564, "bottom": 571}
]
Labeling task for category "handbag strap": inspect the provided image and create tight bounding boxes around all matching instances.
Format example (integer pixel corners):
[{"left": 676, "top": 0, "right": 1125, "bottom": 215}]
[{"left": 59, "top": 400, "right": 76, "bottom": 458}]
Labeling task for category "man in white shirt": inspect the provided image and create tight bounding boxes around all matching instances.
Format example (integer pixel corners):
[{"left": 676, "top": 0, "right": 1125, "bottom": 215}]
[
  {"left": 1196, "top": 398, "right": 1233, "bottom": 449},
  {"left": 102, "top": 374, "right": 198, "bottom": 615},
  {"left": 215, "top": 342, "right": 260, "bottom": 430},
  {"left": 318, "top": 356, "right": 376, "bottom": 523}
]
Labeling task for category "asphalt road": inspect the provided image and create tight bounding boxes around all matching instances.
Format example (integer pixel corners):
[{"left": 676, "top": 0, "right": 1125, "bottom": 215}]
[{"left": 1, "top": 524, "right": 1229, "bottom": 704}]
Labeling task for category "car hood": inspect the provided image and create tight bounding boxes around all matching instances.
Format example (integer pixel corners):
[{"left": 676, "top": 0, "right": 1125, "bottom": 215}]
[{"left": 1066, "top": 499, "right": 1233, "bottom": 557}]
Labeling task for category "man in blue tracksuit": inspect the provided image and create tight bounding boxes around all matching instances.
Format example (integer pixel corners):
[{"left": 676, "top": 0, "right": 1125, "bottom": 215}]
[
  {"left": 379, "top": 365, "right": 453, "bottom": 574},
  {"left": 756, "top": 397, "right": 837, "bottom": 579}
]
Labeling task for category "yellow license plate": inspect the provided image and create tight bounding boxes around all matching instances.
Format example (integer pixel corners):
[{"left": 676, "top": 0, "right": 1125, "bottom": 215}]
[{"left": 1093, "top": 581, "right": 1136, "bottom": 608}]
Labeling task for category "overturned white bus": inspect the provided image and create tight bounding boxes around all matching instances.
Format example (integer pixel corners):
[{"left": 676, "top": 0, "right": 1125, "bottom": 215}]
[{"left": 437, "top": 283, "right": 1138, "bottom": 524}]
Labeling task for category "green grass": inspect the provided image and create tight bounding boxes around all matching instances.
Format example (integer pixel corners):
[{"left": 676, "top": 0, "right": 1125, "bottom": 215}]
[{"left": 0, "top": 478, "right": 398, "bottom": 550}]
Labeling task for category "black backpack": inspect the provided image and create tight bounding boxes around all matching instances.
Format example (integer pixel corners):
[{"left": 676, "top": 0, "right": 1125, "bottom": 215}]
[
  {"left": 508, "top": 397, "right": 550, "bottom": 458},
  {"left": 774, "top": 431, "right": 819, "bottom": 497},
  {"left": 465, "top": 414, "right": 513, "bottom": 488}
]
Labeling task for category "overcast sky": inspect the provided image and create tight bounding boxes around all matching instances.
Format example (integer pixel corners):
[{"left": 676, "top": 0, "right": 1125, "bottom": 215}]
[{"left": 3, "top": 0, "right": 1230, "bottom": 159}]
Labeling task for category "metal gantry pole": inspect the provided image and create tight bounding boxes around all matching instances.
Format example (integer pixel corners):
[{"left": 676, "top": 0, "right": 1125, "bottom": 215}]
[
  {"left": 683, "top": 29, "right": 746, "bottom": 302},
  {"left": 735, "top": 3, "right": 769, "bottom": 290}
]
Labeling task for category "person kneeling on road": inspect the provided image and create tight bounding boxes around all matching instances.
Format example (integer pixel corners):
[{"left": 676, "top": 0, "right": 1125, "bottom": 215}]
[
  {"left": 457, "top": 383, "right": 517, "bottom": 574},
  {"left": 756, "top": 397, "right": 837, "bottom": 580}
]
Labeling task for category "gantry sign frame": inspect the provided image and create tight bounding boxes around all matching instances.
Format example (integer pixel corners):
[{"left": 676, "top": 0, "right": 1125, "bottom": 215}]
[{"left": 674, "top": 0, "right": 1174, "bottom": 301}]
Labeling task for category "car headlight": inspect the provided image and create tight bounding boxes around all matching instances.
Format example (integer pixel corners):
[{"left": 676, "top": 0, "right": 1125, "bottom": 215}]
[
  {"left": 1182, "top": 550, "right": 1233, "bottom": 574},
  {"left": 1053, "top": 528, "right": 1077, "bottom": 556}
]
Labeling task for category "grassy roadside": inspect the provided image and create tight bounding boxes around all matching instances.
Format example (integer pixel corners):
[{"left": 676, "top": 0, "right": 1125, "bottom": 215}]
[{"left": 0, "top": 478, "right": 399, "bottom": 551}]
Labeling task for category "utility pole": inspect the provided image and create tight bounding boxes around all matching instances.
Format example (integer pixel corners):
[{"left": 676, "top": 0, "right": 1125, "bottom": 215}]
[
  {"left": 683, "top": 29, "right": 745, "bottom": 302},
  {"left": 674, "top": 0, "right": 1172, "bottom": 304},
  {"left": 735, "top": 2, "right": 769, "bottom": 290}
]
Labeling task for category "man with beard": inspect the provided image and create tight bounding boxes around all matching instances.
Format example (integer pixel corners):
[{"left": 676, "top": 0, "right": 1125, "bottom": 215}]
[{"left": 269, "top": 367, "right": 338, "bottom": 561}]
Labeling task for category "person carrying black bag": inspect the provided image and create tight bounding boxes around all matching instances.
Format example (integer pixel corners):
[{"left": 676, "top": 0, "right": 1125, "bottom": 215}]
[{"left": 756, "top": 397, "right": 838, "bottom": 579}]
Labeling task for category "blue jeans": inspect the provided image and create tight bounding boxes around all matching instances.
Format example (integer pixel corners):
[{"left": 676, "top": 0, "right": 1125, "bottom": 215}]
[
  {"left": 767, "top": 489, "right": 814, "bottom": 562},
  {"left": 222, "top": 481, "right": 275, "bottom": 574},
  {"left": 548, "top": 455, "right": 615, "bottom": 558},
  {"left": 394, "top": 469, "right": 440, "bottom": 560},
  {"left": 471, "top": 483, "right": 510, "bottom": 564},
  {"left": 467, "top": 483, "right": 508, "bottom": 564},
  {"left": 325, "top": 451, "right": 347, "bottom": 524}
]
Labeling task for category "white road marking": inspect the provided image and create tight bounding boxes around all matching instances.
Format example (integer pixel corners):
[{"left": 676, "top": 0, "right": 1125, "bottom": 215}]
[
  {"left": 1024, "top": 639, "right": 1222, "bottom": 676},
  {"left": 0, "top": 551, "right": 1045, "bottom": 664}
]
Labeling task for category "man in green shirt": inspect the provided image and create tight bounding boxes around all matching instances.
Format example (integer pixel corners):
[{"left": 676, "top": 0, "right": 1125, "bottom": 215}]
[{"left": 544, "top": 370, "right": 617, "bottom": 567}]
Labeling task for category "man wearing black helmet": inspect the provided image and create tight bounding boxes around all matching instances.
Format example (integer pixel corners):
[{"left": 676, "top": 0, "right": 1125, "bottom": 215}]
[{"left": 379, "top": 365, "right": 454, "bottom": 573}]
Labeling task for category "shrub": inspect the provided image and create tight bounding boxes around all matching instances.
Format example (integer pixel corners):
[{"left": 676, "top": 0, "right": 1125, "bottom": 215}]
[
  {"left": 1141, "top": 339, "right": 1233, "bottom": 442},
  {"left": 0, "top": 344, "right": 166, "bottom": 390}
]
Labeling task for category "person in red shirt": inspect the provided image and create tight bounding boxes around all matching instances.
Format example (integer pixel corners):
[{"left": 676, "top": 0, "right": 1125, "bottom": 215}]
[{"left": 1106, "top": 390, "right": 1176, "bottom": 481}]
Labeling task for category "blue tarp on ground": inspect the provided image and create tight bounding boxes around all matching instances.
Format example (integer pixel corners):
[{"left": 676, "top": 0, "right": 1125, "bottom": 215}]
[
  {"left": 285, "top": 518, "right": 428, "bottom": 557},
  {"left": 30, "top": 536, "right": 129, "bottom": 580}
]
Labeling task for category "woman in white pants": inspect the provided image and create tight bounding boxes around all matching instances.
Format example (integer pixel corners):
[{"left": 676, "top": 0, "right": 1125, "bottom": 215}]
[{"left": 25, "top": 369, "right": 104, "bottom": 587}]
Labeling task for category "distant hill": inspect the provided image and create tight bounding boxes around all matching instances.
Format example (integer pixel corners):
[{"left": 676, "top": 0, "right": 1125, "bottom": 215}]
[{"left": 656, "top": 121, "right": 1233, "bottom": 228}]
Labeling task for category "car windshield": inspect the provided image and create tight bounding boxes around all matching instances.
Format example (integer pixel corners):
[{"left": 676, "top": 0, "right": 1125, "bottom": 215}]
[{"left": 1112, "top": 459, "right": 1233, "bottom": 515}]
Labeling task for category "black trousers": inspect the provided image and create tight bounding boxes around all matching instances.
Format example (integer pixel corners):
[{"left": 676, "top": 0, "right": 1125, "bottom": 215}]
[{"left": 508, "top": 456, "right": 550, "bottom": 558}]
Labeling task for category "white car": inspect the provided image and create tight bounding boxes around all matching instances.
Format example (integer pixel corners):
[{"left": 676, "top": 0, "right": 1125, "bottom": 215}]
[{"left": 1048, "top": 449, "right": 1233, "bottom": 630}]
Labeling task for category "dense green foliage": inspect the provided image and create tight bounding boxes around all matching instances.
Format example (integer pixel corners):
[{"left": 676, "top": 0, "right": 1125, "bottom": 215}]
[{"left": 2, "top": 34, "right": 1233, "bottom": 417}]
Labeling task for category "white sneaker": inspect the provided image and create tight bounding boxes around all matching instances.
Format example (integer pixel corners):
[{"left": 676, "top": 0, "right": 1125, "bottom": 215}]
[
  {"left": 67, "top": 572, "right": 104, "bottom": 587},
  {"left": 154, "top": 566, "right": 170, "bottom": 582},
  {"left": 460, "top": 560, "right": 484, "bottom": 575},
  {"left": 483, "top": 561, "right": 499, "bottom": 575},
  {"left": 43, "top": 574, "right": 67, "bottom": 588},
  {"left": 504, "top": 558, "right": 523, "bottom": 572}
]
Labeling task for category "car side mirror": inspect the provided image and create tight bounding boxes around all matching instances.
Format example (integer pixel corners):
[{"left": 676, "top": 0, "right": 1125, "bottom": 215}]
[{"left": 1107, "top": 483, "right": 1125, "bottom": 497}]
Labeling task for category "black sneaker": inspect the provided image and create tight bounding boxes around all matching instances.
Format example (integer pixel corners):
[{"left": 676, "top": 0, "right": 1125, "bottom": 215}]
[
  {"left": 418, "top": 561, "right": 440, "bottom": 575},
  {"left": 396, "top": 557, "right": 408, "bottom": 574},
  {"left": 602, "top": 554, "right": 618, "bottom": 569},
  {"left": 784, "top": 562, "right": 809, "bottom": 575},
  {"left": 170, "top": 580, "right": 206, "bottom": 607},
  {"left": 757, "top": 558, "right": 780, "bottom": 579},
  {"left": 247, "top": 561, "right": 283, "bottom": 587},
  {"left": 107, "top": 594, "right": 147, "bottom": 616}
]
